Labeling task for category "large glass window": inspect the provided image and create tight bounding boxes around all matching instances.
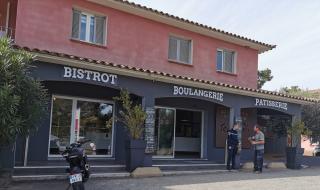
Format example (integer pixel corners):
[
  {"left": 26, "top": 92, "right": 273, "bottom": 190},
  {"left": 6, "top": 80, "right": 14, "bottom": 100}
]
[
  {"left": 77, "top": 101, "right": 113, "bottom": 155},
  {"left": 49, "top": 96, "right": 114, "bottom": 156},
  {"left": 215, "top": 105, "right": 230, "bottom": 148},
  {"left": 49, "top": 98, "right": 73, "bottom": 155}
]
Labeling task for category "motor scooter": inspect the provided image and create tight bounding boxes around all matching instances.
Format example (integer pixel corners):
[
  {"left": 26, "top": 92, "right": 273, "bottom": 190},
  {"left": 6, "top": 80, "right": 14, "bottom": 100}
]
[{"left": 62, "top": 139, "right": 90, "bottom": 190}]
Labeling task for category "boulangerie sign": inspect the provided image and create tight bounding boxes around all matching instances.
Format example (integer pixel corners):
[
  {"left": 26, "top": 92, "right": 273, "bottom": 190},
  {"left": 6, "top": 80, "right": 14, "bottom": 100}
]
[{"left": 173, "top": 85, "right": 224, "bottom": 102}]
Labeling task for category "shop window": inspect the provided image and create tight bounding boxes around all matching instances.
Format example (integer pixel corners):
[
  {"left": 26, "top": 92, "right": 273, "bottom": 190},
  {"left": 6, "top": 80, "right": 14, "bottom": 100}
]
[
  {"left": 49, "top": 96, "right": 114, "bottom": 156},
  {"left": 154, "top": 108, "right": 175, "bottom": 157},
  {"left": 168, "top": 36, "right": 192, "bottom": 64},
  {"left": 215, "top": 105, "right": 230, "bottom": 148},
  {"left": 216, "top": 49, "right": 236, "bottom": 74},
  {"left": 72, "top": 9, "right": 106, "bottom": 45},
  {"left": 241, "top": 108, "right": 255, "bottom": 149},
  {"left": 49, "top": 98, "right": 73, "bottom": 155}
]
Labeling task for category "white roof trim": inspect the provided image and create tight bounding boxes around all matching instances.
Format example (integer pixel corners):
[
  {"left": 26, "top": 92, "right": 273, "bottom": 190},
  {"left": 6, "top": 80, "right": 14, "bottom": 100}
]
[{"left": 87, "top": 0, "right": 275, "bottom": 53}]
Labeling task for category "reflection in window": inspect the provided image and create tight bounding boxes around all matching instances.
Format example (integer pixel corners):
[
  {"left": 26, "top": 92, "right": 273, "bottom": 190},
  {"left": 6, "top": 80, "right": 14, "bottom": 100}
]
[
  {"left": 80, "top": 14, "right": 87, "bottom": 41},
  {"left": 175, "top": 110, "right": 201, "bottom": 138},
  {"left": 49, "top": 98, "right": 73, "bottom": 155},
  {"left": 78, "top": 101, "right": 113, "bottom": 155},
  {"left": 49, "top": 96, "right": 114, "bottom": 156},
  {"left": 154, "top": 108, "right": 175, "bottom": 156}
]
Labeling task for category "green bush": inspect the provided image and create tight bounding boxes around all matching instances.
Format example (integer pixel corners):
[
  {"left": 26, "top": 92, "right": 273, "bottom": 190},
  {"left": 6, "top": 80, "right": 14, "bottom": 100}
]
[{"left": 0, "top": 37, "right": 48, "bottom": 145}]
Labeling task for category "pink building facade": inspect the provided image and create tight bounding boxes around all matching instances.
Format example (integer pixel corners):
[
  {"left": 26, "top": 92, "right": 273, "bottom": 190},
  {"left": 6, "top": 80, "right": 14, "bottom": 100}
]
[
  {"left": 0, "top": 0, "right": 315, "bottom": 174},
  {"left": 13, "top": 0, "right": 264, "bottom": 89}
]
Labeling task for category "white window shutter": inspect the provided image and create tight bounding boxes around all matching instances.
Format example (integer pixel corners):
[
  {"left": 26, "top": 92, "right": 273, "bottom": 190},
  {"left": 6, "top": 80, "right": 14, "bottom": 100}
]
[
  {"left": 224, "top": 51, "right": 234, "bottom": 73},
  {"left": 179, "top": 39, "right": 191, "bottom": 63},
  {"left": 168, "top": 37, "right": 178, "bottom": 60},
  {"left": 95, "top": 16, "right": 105, "bottom": 45},
  {"left": 72, "top": 10, "right": 81, "bottom": 39}
]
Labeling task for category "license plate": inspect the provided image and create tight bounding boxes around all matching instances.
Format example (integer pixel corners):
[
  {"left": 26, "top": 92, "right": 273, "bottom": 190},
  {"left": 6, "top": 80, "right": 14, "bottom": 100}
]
[{"left": 69, "top": 173, "right": 82, "bottom": 184}]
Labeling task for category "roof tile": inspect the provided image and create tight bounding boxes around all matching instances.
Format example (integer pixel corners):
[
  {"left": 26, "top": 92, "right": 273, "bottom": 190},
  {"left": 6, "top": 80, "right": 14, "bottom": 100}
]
[{"left": 15, "top": 45, "right": 319, "bottom": 103}]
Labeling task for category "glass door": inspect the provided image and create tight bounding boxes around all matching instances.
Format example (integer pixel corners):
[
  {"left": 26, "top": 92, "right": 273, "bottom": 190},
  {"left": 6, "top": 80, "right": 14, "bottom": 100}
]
[
  {"left": 49, "top": 96, "right": 114, "bottom": 157},
  {"left": 154, "top": 108, "right": 175, "bottom": 158},
  {"left": 77, "top": 101, "right": 114, "bottom": 156},
  {"left": 49, "top": 97, "right": 73, "bottom": 155}
]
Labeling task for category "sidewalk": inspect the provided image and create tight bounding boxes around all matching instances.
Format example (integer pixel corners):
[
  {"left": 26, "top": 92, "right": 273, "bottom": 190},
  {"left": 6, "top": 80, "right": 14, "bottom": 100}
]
[{"left": 6, "top": 167, "right": 320, "bottom": 190}]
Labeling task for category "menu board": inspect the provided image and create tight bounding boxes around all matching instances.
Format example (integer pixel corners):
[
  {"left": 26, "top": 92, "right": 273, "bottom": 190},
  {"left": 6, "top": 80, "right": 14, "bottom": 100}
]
[{"left": 145, "top": 107, "right": 155, "bottom": 153}]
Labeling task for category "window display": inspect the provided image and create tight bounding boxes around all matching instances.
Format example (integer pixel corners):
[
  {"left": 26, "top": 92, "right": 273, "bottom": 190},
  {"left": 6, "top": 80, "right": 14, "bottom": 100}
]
[{"left": 49, "top": 96, "right": 114, "bottom": 156}]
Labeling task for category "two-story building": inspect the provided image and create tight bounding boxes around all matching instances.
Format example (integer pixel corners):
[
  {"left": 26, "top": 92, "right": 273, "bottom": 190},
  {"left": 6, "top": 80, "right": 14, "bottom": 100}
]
[{"left": 1, "top": 0, "right": 317, "bottom": 170}]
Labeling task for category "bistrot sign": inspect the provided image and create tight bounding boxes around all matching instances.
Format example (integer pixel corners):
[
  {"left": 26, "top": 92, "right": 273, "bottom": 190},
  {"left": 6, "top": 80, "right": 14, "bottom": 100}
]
[{"left": 63, "top": 66, "right": 118, "bottom": 85}]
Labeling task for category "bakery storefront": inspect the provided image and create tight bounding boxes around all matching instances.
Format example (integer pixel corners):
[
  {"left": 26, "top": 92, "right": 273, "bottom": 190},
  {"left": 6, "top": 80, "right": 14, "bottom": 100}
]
[{"left": 14, "top": 54, "right": 309, "bottom": 166}]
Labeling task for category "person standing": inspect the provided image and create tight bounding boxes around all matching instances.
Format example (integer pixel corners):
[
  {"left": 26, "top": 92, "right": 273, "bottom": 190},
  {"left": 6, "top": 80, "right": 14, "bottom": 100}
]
[
  {"left": 249, "top": 125, "right": 265, "bottom": 173},
  {"left": 226, "top": 123, "right": 240, "bottom": 170}
]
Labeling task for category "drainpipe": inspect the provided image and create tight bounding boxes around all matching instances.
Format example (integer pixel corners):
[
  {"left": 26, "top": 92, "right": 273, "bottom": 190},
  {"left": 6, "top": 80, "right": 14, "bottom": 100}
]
[
  {"left": 225, "top": 139, "right": 228, "bottom": 164},
  {"left": 23, "top": 136, "right": 29, "bottom": 167}
]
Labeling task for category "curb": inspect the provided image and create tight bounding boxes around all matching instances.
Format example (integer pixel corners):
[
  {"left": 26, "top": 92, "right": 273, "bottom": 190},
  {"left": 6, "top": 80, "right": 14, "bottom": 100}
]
[
  {"left": 12, "top": 169, "right": 233, "bottom": 182},
  {"left": 162, "top": 169, "right": 235, "bottom": 176},
  {"left": 12, "top": 172, "right": 131, "bottom": 182}
]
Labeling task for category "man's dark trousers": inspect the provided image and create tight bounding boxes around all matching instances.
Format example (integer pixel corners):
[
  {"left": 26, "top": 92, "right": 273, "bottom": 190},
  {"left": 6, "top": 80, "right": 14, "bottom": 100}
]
[
  {"left": 227, "top": 146, "right": 237, "bottom": 170},
  {"left": 254, "top": 150, "right": 264, "bottom": 172}
]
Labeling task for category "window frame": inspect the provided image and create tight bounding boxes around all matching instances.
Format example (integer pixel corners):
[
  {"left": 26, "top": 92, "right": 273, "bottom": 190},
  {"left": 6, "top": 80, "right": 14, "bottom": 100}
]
[
  {"left": 168, "top": 35, "right": 193, "bottom": 65},
  {"left": 48, "top": 94, "right": 115, "bottom": 158},
  {"left": 5, "top": 2, "right": 10, "bottom": 29},
  {"left": 71, "top": 8, "right": 107, "bottom": 46},
  {"left": 216, "top": 48, "right": 237, "bottom": 74},
  {"left": 81, "top": 12, "right": 95, "bottom": 43}
]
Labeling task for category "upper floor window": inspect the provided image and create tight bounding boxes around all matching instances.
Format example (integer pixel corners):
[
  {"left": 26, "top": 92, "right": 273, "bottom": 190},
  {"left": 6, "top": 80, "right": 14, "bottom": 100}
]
[
  {"left": 72, "top": 9, "right": 106, "bottom": 45},
  {"left": 168, "top": 36, "right": 192, "bottom": 64},
  {"left": 216, "top": 49, "right": 236, "bottom": 74}
]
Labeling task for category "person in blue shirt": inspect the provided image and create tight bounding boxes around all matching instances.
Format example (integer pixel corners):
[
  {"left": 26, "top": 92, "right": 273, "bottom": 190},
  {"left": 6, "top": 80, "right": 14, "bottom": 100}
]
[{"left": 226, "top": 123, "right": 240, "bottom": 170}]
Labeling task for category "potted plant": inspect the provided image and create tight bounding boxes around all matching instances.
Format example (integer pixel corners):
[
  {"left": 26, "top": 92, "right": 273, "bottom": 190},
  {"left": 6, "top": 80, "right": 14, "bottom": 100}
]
[
  {"left": 114, "top": 90, "right": 147, "bottom": 172},
  {"left": 286, "top": 119, "right": 311, "bottom": 169},
  {"left": 0, "top": 37, "right": 48, "bottom": 186}
]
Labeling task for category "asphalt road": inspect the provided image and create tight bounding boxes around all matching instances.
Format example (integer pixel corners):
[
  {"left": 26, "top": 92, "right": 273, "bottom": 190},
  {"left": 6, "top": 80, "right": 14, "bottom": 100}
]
[{"left": 6, "top": 168, "right": 320, "bottom": 190}]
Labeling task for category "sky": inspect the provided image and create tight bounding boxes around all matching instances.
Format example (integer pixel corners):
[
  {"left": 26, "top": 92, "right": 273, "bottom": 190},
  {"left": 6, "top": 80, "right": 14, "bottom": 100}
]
[{"left": 130, "top": 0, "right": 320, "bottom": 91}]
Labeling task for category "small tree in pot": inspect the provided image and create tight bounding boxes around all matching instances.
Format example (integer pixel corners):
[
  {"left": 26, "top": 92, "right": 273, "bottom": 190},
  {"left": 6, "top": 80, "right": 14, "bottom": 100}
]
[
  {"left": 114, "top": 90, "right": 147, "bottom": 172},
  {"left": 286, "top": 119, "right": 311, "bottom": 169},
  {"left": 0, "top": 37, "right": 48, "bottom": 186}
]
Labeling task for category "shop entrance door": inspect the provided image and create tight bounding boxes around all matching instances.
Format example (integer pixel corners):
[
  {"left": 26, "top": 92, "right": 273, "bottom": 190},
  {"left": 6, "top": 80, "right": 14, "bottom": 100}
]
[
  {"left": 174, "top": 109, "right": 202, "bottom": 158},
  {"left": 154, "top": 108, "right": 176, "bottom": 158},
  {"left": 153, "top": 107, "right": 203, "bottom": 159}
]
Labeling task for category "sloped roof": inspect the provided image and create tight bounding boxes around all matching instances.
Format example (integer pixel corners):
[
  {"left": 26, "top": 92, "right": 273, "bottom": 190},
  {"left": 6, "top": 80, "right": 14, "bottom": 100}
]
[
  {"left": 88, "top": 0, "right": 276, "bottom": 53},
  {"left": 14, "top": 45, "right": 319, "bottom": 104}
]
